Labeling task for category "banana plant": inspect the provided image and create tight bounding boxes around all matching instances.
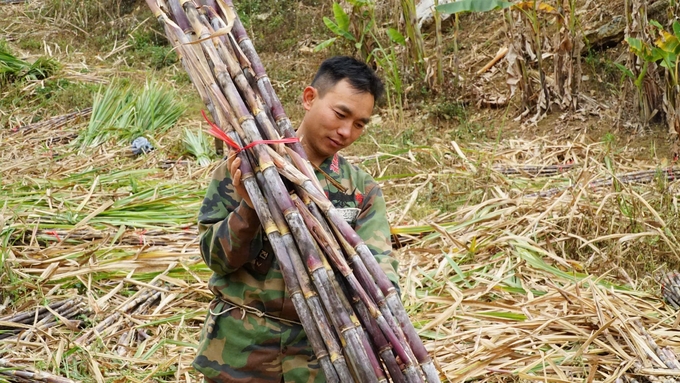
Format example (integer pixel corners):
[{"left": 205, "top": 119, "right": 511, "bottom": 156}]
[
  {"left": 315, "top": 1, "right": 407, "bottom": 110},
  {"left": 435, "top": 0, "right": 513, "bottom": 14},
  {"left": 625, "top": 20, "right": 680, "bottom": 81},
  {"left": 650, "top": 20, "right": 680, "bottom": 85},
  {"left": 315, "top": 1, "right": 375, "bottom": 61},
  {"left": 626, "top": 20, "right": 680, "bottom": 134}
]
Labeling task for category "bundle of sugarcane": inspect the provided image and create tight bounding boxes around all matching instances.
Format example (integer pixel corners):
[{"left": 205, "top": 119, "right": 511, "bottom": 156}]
[
  {"left": 0, "top": 297, "right": 87, "bottom": 340},
  {"left": 143, "top": 0, "right": 441, "bottom": 381}
]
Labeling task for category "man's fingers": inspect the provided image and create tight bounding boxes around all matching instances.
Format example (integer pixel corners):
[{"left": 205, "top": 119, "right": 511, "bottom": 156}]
[
  {"left": 233, "top": 169, "right": 241, "bottom": 186},
  {"left": 231, "top": 158, "right": 241, "bottom": 177},
  {"left": 227, "top": 151, "right": 237, "bottom": 168}
]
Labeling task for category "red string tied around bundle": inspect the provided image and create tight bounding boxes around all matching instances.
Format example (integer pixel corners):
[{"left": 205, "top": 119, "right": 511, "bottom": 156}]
[{"left": 201, "top": 110, "right": 299, "bottom": 152}]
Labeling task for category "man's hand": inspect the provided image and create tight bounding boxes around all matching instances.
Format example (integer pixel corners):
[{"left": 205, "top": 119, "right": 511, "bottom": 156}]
[{"left": 227, "top": 151, "right": 254, "bottom": 209}]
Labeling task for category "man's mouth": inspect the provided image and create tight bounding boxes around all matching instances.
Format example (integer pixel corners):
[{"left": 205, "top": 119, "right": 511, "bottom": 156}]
[{"left": 328, "top": 138, "right": 342, "bottom": 148}]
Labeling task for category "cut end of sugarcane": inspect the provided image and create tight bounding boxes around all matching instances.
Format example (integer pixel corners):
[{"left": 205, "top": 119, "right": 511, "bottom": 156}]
[{"left": 144, "top": 0, "right": 163, "bottom": 17}]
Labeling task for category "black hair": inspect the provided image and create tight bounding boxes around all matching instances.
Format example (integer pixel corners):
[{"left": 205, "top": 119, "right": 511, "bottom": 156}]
[{"left": 311, "top": 56, "right": 384, "bottom": 102}]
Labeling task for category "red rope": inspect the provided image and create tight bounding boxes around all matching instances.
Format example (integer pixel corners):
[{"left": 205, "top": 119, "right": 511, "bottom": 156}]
[{"left": 201, "top": 110, "right": 299, "bottom": 153}]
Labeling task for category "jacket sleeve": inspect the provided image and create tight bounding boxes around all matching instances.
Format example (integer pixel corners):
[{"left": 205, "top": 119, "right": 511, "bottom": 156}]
[
  {"left": 197, "top": 161, "right": 263, "bottom": 275},
  {"left": 353, "top": 182, "right": 400, "bottom": 286}
]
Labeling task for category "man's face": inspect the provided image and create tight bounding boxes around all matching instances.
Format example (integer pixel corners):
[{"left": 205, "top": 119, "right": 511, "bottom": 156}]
[{"left": 297, "top": 79, "right": 375, "bottom": 165}]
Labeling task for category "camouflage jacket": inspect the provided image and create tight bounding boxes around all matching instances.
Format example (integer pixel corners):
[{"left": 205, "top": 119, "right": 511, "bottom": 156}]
[{"left": 193, "top": 152, "right": 399, "bottom": 382}]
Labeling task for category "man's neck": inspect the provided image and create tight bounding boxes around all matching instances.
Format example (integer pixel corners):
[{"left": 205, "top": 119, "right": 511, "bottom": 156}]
[{"left": 297, "top": 130, "right": 326, "bottom": 167}]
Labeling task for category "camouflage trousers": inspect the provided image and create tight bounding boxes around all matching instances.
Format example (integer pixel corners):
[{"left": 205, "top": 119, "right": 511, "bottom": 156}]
[{"left": 193, "top": 299, "right": 326, "bottom": 383}]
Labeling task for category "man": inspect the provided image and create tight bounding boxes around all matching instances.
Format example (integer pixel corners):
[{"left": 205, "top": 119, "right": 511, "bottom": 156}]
[{"left": 193, "top": 56, "right": 400, "bottom": 383}]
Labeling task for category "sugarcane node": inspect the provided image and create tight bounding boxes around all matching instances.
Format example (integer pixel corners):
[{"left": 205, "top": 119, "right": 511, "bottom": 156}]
[{"left": 262, "top": 223, "right": 279, "bottom": 236}]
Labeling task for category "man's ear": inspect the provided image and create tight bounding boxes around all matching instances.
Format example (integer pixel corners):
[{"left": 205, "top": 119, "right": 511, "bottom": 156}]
[{"left": 302, "top": 86, "right": 317, "bottom": 111}]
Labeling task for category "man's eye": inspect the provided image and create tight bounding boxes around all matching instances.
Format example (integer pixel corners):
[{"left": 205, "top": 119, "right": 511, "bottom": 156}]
[{"left": 335, "top": 111, "right": 345, "bottom": 119}]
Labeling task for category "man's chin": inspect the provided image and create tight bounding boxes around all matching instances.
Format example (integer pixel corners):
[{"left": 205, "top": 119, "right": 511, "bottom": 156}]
[
  {"left": 320, "top": 146, "right": 338, "bottom": 158},
  {"left": 325, "top": 149, "right": 341, "bottom": 158}
]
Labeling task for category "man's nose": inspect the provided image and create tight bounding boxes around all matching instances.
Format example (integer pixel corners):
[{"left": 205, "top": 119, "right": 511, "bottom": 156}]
[{"left": 337, "top": 121, "right": 352, "bottom": 137}]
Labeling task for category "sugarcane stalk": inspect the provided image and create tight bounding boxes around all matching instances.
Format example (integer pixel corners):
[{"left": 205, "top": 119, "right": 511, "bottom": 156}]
[
  {"left": 359, "top": 332, "right": 388, "bottom": 383},
  {"left": 351, "top": 290, "right": 406, "bottom": 383},
  {"left": 118, "top": 304, "right": 156, "bottom": 355},
  {"left": 197, "top": 0, "right": 256, "bottom": 89},
  {"left": 291, "top": 195, "right": 423, "bottom": 383},
  {"left": 36, "top": 300, "right": 84, "bottom": 330},
  {"left": 0, "top": 359, "right": 76, "bottom": 383},
  {"left": 635, "top": 319, "right": 680, "bottom": 370},
  {"left": 267, "top": 124, "right": 438, "bottom": 382},
  {"left": 267, "top": 146, "right": 439, "bottom": 382},
  {"left": 0, "top": 299, "right": 70, "bottom": 324},
  {"left": 217, "top": 0, "right": 308, "bottom": 160},
  {"left": 152, "top": 0, "right": 239, "bottom": 146},
  {"left": 269, "top": 234, "right": 340, "bottom": 383},
  {"left": 662, "top": 272, "right": 680, "bottom": 309},
  {"left": 155, "top": 2, "right": 265, "bottom": 187},
  {"left": 148, "top": 2, "right": 437, "bottom": 382},
  {"left": 240, "top": 151, "right": 341, "bottom": 381},
  {"left": 12, "top": 299, "right": 85, "bottom": 342},
  {"left": 283, "top": 203, "right": 378, "bottom": 383},
  {"left": 254, "top": 163, "right": 377, "bottom": 381},
  {"left": 117, "top": 328, "right": 135, "bottom": 356},
  {"left": 248, "top": 172, "right": 344, "bottom": 383},
  {"left": 167, "top": 0, "right": 229, "bottom": 152},
  {"left": 132, "top": 291, "right": 162, "bottom": 315},
  {"left": 39, "top": 299, "right": 82, "bottom": 325},
  {"left": 292, "top": 187, "right": 363, "bottom": 332},
  {"left": 231, "top": 60, "right": 436, "bottom": 373},
  {"left": 75, "top": 281, "right": 160, "bottom": 345},
  {"left": 193, "top": 4, "right": 285, "bottom": 156},
  {"left": 167, "top": 0, "right": 192, "bottom": 33},
  {"left": 341, "top": 233, "right": 416, "bottom": 360},
  {"left": 304, "top": 214, "right": 386, "bottom": 382},
  {"left": 526, "top": 167, "right": 680, "bottom": 198},
  {"left": 103, "top": 289, "right": 162, "bottom": 349}
]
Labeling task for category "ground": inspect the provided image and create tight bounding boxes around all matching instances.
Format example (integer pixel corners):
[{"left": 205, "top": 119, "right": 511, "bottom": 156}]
[{"left": 2, "top": 0, "right": 680, "bottom": 382}]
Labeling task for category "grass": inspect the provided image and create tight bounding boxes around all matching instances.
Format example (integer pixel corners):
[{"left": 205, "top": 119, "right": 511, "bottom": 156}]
[
  {"left": 0, "top": 40, "right": 61, "bottom": 84},
  {"left": 76, "top": 79, "right": 185, "bottom": 149},
  {"left": 183, "top": 128, "right": 215, "bottom": 167},
  {"left": 127, "top": 28, "right": 179, "bottom": 70}
]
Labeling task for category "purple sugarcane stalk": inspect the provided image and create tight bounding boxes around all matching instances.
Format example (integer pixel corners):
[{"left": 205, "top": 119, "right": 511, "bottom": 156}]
[
  {"left": 219, "top": 0, "right": 308, "bottom": 161},
  {"left": 292, "top": 196, "right": 424, "bottom": 383},
  {"left": 255, "top": 172, "right": 354, "bottom": 382}
]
